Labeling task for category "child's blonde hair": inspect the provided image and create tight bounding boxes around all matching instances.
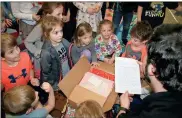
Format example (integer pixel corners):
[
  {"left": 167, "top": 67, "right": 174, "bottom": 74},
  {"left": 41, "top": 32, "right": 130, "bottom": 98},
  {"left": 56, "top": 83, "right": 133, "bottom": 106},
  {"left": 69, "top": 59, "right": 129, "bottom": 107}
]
[
  {"left": 41, "top": 15, "right": 63, "bottom": 40},
  {"left": 98, "top": 19, "right": 114, "bottom": 34},
  {"left": 74, "top": 22, "right": 92, "bottom": 47},
  {"left": 41, "top": 2, "right": 64, "bottom": 17},
  {"left": 3, "top": 85, "right": 35, "bottom": 115},
  {"left": 75, "top": 100, "right": 105, "bottom": 118},
  {"left": 1, "top": 33, "right": 17, "bottom": 58}
]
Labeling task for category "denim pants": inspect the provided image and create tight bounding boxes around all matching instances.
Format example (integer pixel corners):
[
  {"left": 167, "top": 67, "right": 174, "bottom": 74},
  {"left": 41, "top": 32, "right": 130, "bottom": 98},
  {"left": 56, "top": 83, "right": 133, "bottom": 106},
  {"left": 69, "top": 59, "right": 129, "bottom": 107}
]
[{"left": 113, "top": 10, "right": 133, "bottom": 45}]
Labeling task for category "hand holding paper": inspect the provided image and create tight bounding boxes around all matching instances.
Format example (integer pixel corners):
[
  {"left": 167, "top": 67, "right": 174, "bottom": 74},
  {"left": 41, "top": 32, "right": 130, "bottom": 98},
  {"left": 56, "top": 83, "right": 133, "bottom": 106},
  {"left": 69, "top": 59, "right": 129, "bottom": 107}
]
[{"left": 115, "top": 57, "right": 142, "bottom": 94}]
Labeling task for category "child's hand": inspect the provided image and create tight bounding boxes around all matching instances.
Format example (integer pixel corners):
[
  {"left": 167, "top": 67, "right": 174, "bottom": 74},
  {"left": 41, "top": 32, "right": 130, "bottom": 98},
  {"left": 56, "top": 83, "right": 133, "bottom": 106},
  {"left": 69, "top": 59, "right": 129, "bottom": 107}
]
[
  {"left": 41, "top": 82, "right": 53, "bottom": 93},
  {"left": 32, "top": 14, "right": 40, "bottom": 21},
  {"left": 30, "top": 78, "right": 40, "bottom": 86},
  {"left": 108, "top": 58, "right": 115, "bottom": 64},
  {"left": 5, "top": 19, "right": 12, "bottom": 27},
  {"left": 87, "top": 7, "right": 95, "bottom": 15},
  {"left": 94, "top": 5, "right": 101, "bottom": 13},
  {"left": 103, "top": 58, "right": 110, "bottom": 64},
  {"left": 62, "top": 15, "right": 70, "bottom": 23},
  {"left": 91, "top": 62, "right": 100, "bottom": 67}
]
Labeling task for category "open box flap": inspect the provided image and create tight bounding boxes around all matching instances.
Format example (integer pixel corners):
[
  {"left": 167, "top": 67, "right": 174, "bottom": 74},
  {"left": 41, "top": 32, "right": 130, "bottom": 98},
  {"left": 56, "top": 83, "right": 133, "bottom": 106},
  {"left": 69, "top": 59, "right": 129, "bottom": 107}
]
[{"left": 58, "top": 57, "right": 91, "bottom": 97}]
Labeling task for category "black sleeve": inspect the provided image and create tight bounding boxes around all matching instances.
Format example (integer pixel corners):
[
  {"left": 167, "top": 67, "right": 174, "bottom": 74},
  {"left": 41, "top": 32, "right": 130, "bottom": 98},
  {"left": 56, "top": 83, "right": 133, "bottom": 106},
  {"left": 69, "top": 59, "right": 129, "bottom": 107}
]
[{"left": 164, "top": 2, "right": 178, "bottom": 9}]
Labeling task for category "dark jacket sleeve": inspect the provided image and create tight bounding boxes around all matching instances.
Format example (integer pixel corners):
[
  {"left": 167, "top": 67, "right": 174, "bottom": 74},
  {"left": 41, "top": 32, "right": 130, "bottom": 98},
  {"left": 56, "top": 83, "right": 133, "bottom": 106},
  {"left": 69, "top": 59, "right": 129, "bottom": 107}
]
[{"left": 40, "top": 49, "right": 52, "bottom": 84}]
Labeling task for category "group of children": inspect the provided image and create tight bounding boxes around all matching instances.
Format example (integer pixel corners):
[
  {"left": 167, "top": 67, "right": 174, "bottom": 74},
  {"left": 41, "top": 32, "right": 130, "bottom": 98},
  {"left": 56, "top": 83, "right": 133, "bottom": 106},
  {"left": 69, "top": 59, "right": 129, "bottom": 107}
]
[{"left": 1, "top": 2, "right": 154, "bottom": 118}]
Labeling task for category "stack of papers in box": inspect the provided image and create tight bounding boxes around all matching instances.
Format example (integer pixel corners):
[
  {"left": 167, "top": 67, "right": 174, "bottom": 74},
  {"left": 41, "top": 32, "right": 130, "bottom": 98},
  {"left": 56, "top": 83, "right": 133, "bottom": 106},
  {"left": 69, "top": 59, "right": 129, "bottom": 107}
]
[{"left": 79, "top": 72, "right": 114, "bottom": 98}]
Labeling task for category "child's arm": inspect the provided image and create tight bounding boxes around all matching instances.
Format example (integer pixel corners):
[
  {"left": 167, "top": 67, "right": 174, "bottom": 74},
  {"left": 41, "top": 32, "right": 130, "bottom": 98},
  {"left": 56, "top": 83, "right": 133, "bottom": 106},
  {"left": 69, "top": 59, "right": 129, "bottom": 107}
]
[
  {"left": 11, "top": 2, "right": 40, "bottom": 21},
  {"left": 73, "top": 2, "right": 89, "bottom": 13},
  {"left": 24, "top": 24, "right": 42, "bottom": 58},
  {"left": 137, "top": 5, "right": 143, "bottom": 22},
  {"left": 40, "top": 50, "right": 52, "bottom": 85},
  {"left": 95, "top": 37, "right": 105, "bottom": 61},
  {"left": 94, "top": 2, "right": 103, "bottom": 13},
  {"left": 63, "top": 9, "right": 70, "bottom": 23},
  {"left": 30, "top": 69, "right": 39, "bottom": 86},
  {"left": 113, "top": 36, "right": 122, "bottom": 57},
  {"left": 41, "top": 82, "right": 55, "bottom": 113},
  {"left": 73, "top": 2, "right": 94, "bottom": 15}
]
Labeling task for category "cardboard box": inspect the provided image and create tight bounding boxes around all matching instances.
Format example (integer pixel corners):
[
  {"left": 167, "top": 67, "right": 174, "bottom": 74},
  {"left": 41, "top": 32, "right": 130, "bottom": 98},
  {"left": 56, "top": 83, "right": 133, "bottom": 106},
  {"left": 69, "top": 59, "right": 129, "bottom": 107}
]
[{"left": 58, "top": 57, "right": 117, "bottom": 112}]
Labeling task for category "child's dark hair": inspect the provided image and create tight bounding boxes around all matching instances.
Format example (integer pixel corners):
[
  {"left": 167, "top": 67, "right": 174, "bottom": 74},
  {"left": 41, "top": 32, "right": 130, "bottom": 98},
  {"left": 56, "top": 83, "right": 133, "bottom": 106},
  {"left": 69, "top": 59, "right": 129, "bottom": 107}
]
[
  {"left": 74, "top": 22, "right": 92, "bottom": 47},
  {"left": 98, "top": 19, "right": 114, "bottom": 34},
  {"left": 130, "top": 21, "right": 153, "bottom": 42},
  {"left": 1, "top": 33, "right": 17, "bottom": 58}
]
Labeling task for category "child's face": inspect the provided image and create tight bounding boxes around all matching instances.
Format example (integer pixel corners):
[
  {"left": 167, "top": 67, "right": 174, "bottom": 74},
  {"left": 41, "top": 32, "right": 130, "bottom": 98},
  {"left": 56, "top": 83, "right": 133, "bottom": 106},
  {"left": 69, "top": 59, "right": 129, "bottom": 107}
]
[
  {"left": 131, "top": 36, "right": 145, "bottom": 47},
  {"left": 49, "top": 24, "right": 63, "bottom": 44},
  {"left": 78, "top": 32, "right": 92, "bottom": 46},
  {"left": 51, "top": 5, "right": 63, "bottom": 21},
  {"left": 4, "top": 46, "right": 20, "bottom": 63},
  {"left": 100, "top": 24, "right": 112, "bottom": 40}
]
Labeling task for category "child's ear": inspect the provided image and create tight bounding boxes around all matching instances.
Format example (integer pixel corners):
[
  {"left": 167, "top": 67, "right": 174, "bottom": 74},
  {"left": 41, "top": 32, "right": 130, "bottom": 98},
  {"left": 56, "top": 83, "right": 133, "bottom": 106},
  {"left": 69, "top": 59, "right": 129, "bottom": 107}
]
[
  {"left": 44, "top": 32, "right": 48, "bottom": 38},
  {"left": 1, "top": 57, "right": 5, "bottom": 61},
  {"left": 147, "top": 64, "right": 156, "bottom": 77},
  {"left": 142, "top": 40, "right": 148, "bottom": 44}
]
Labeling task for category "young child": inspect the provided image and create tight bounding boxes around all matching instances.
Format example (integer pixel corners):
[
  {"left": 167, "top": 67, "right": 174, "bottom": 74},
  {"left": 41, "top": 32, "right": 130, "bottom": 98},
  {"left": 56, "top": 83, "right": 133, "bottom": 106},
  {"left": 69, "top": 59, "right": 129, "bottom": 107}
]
[
  {"left": 3, "top": 82, "right": 55, "bottom": 118},
  {"left": 95, "top": 19, "right": 122, "bottom": 64},
  {"left": 1, "top": 33, "right": 39, "bottom": 92},
  {"left": 40, "top": 16, "right": 70, "bottom": 91},
  {"left": 73, "top": 2, "right": 103, "bottom": 36},
  {"left": 24, "top": 2, "right": 64, "bottom": 78},
  {"left": 11, "top": 2, "right": 42, "bottom": 39},
  {"left": 71, "top": 22, "right": 99, "bottom": 66},
  {"left": 75, "top": 100, "right": 105, "bottom": 118},
  {"left": 122, "top": 21, "right": 153, "bottom": 77}
]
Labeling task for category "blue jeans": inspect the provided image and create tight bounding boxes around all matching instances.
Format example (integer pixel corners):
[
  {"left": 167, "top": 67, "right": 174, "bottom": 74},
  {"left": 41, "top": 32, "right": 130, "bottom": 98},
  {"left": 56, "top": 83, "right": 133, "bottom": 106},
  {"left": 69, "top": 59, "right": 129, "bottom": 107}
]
[{"left": 113, "top": 10, "right": 133, "bottom": 45}]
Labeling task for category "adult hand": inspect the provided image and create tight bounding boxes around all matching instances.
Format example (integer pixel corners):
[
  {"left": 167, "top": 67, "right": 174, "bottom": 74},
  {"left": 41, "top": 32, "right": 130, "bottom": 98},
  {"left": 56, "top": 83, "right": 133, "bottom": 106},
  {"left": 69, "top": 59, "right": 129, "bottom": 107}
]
[
  {"left": 87, "top": 7, "right": 95, "bottom": 15},
  {"left": 94, "top": 5, "right": 101, "bottom": 13},
  {"left": 120, "top": 91, "right": 133, "bottom": 109},
  {"left": 62, "top": 16, "right": 70, "bottom": 23}
]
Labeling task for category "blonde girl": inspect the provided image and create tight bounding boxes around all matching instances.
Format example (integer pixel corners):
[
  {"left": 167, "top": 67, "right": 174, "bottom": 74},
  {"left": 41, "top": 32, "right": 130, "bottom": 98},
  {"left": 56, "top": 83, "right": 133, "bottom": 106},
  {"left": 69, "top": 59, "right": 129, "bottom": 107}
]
[{"left": 95, "top": 19, "right": 122, "bottom": 64}]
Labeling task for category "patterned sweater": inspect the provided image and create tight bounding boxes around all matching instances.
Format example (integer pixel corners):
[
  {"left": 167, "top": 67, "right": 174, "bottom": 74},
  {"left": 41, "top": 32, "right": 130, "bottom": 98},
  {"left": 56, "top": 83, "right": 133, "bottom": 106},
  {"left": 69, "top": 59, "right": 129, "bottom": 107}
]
[{"left": 95, "top": 34, "right": 122, "bottom": 61}]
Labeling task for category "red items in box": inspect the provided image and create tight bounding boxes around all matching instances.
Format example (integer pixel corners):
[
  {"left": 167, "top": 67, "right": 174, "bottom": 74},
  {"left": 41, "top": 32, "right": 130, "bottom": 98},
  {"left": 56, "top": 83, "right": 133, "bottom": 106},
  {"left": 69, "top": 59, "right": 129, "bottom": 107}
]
[{"left": 90, "top": 68, "right": 115, "bottom": 81}]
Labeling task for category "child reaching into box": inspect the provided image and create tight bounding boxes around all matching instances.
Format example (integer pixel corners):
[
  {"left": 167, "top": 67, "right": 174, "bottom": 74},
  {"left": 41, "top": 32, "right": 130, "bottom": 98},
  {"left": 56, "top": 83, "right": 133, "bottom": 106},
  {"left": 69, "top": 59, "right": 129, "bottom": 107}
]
[
  {"left": 122, "top": 21, "right": 153, "bottom": 77},
  {"left": 95, "top": 19, "right": 122, "bottom": 64},
  {"left": 70, "top": 22, "right": 99, "bottom": 66}
]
